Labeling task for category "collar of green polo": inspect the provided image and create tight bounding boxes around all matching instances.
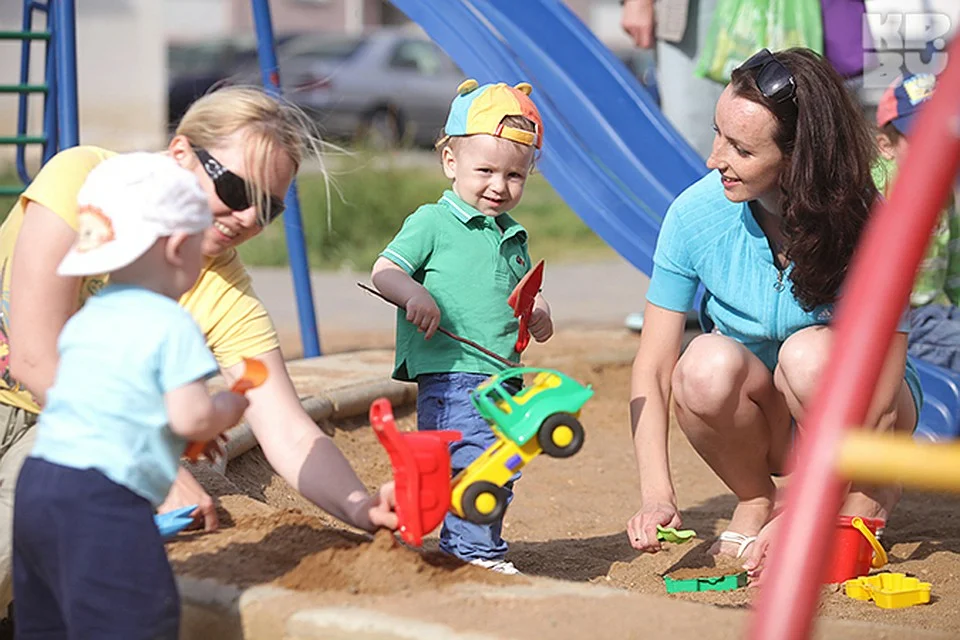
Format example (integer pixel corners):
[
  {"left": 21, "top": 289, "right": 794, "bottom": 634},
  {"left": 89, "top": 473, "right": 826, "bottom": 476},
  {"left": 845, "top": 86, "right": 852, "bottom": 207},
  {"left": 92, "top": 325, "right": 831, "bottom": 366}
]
[
  {"left": 440, "top": 189, "right": 488, "bottom": 223},
  {"left": 439, "top": 189, "right": 527, "bottom": 242}
]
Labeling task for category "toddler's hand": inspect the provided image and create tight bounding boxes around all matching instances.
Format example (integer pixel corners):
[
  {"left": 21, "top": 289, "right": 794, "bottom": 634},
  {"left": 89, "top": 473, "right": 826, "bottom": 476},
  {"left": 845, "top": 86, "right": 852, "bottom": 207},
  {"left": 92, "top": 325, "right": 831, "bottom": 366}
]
[
  {"left": 405, "top": 290, "right": 441, "bottom": 339},
  {"left": 212, "top": 390, "right": 249, "bottom": 429},
  {"left": 529, "top": 307, "right": 554, "bottom": 342}
]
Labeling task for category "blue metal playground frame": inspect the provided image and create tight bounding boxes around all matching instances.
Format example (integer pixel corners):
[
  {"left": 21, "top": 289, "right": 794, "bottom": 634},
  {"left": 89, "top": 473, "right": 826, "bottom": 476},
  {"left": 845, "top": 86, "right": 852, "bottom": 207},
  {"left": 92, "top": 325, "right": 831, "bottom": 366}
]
[
  {"left": 10, "top": 1, "right": 960, "bottom": 440},
  {"left": 250, "top": 0, "right": 321, "bottom": 357},
  {"left": 10, "top": 0, "right": 322, "bottom": 357}
]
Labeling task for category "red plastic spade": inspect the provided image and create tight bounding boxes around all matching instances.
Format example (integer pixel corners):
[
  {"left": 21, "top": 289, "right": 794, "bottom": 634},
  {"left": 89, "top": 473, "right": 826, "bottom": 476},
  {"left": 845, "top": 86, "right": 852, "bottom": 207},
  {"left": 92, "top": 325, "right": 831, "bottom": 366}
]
[
  {"left": 507, "top": 259, "right": 544, "bottom": 353},
  {"left": 369, "top": 397, "right": 461, "bottom": 546}
]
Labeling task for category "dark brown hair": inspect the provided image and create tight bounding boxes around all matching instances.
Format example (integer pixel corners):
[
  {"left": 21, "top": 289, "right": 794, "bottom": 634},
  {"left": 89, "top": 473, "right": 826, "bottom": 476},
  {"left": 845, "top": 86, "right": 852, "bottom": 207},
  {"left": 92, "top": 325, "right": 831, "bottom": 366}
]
[
  {"left": 730, "top": 48, "right": 879, "bottom": 310},
  {"left": 880, "top": 122, "right": 903, "bottom": 143}
]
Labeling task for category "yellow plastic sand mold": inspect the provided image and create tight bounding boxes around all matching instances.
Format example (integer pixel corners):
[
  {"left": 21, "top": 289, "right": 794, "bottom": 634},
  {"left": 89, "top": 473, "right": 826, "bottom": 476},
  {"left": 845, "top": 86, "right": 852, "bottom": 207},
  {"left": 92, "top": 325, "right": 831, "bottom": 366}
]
[{"left": 844, "top": 572, "right": 931, "bottom": 609}]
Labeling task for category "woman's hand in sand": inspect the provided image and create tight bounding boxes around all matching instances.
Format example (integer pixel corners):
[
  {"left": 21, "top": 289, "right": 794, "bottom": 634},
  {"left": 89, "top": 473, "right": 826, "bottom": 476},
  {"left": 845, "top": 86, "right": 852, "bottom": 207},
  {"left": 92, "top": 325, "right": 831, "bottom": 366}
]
[
  {"left": 367, "top": 481, "right": 398, "bottom": 530},
  {"left": 742, "top": 513, "right": 781, "bottom": 583},
  {"left": 627, "top": 502, "right": 681, "bottom": 552},
  {"left": 159, "top": 467, "right": 219, "bottom": 531}
]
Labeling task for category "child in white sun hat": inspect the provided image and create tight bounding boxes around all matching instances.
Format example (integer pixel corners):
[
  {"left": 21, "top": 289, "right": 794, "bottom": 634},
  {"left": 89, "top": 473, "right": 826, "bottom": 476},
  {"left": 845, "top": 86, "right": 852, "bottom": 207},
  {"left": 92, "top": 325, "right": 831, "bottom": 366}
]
[{"left": 12, "top": 152, "right": 248, "bottom": 639}]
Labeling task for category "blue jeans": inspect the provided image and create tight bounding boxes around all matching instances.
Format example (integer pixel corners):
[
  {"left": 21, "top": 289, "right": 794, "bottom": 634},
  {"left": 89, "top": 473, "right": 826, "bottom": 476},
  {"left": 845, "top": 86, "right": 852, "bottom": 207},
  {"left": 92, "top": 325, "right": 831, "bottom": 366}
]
[
  {"left": 417, "top": 372, "right": 519, "bottom": 561},
  {"left": 909, "top": 304, "right": 960, "bottom": 373},
  {"left": 13, "top": 458, "right": 180, "bottom": 640}
]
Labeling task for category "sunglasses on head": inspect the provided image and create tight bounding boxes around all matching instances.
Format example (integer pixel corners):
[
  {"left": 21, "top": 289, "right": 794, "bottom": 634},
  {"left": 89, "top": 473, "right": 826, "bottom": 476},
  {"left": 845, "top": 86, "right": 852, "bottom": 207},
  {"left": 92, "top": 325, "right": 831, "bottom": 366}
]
[
  {"left": 192, "top": 146, "right": 286, "bottom": 225},
  {"left": 738, "top": 49, "right": 798, "bottom": 119}
]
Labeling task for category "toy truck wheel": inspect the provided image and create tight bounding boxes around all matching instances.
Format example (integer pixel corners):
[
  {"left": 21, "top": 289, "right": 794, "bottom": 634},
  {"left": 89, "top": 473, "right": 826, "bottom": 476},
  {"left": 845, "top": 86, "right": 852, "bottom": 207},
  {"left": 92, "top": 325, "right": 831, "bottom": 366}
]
[
  {"left": 462, "top": 481, "right": 507, "bottom": 525},
  {"left": 538, "top": 413, "right": 585, "bottom": 458}
]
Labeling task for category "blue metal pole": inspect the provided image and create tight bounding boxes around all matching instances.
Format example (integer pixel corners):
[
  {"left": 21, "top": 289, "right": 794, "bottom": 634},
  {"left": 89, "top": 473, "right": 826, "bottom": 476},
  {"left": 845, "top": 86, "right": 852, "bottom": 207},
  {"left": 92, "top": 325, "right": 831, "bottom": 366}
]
[
  {"left": 40, "top": 2, "right": 59, "bottom": 164},
  {"left": 250, "top": 0, "right": 321, "bottom": 357},
  {"left": 52, "top": 0, "right": 78, "bottom": 148}
]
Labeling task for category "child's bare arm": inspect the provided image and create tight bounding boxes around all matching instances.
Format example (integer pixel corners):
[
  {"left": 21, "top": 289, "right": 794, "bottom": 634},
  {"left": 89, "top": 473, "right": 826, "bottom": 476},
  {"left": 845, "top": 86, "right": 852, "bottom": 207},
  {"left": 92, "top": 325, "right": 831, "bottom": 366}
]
[
  {"left": 371, "top": 257, "right": 426, "bottom": 306},
  {"left": 165, "top": 381, "right": 248, "bottom": 442},
  {"left": 371, "top": 256, "right": 441, "bottom": 339}
]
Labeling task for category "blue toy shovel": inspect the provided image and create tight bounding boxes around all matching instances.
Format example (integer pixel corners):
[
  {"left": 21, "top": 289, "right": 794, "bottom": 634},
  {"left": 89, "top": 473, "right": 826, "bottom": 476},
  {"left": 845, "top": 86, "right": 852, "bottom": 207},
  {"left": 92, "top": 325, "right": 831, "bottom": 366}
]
[{"left": 155, "top": 504, "right": 198, "bottom": 539}]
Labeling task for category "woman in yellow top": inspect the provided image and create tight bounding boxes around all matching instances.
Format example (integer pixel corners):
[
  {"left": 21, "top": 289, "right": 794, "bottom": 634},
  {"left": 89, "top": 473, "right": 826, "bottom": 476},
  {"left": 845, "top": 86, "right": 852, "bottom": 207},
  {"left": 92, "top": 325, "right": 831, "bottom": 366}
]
[{"left": 0, "top": 86, "right": 397, "bottom": 608}]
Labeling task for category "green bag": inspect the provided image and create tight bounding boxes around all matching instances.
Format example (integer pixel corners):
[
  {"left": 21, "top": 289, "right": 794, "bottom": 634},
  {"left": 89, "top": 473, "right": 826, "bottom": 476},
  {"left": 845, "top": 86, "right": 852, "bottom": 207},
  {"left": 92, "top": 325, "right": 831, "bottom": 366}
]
[{"left": 695, "top": 0, "right": 823, "bottom": 84}]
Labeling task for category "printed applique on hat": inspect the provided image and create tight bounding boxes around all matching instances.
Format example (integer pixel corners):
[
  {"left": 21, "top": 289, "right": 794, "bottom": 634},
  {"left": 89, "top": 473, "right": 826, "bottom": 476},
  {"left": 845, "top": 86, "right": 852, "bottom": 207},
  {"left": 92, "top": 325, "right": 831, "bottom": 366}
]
[
  {"left": 75, "top": 205, "right": 115, "bottom": 253},
  {"left": 902, "top": 74, "right": 936, "bottom": 105}
]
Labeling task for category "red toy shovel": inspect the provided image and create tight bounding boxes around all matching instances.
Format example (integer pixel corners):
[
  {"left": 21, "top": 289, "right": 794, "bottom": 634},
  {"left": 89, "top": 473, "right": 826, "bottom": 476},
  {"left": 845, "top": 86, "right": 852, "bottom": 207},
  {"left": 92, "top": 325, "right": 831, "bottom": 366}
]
[
  {"left": 507, "top": 259, "right": 544, "bottom": 353},
  {"left": 370, "top": 397, "right": 461, "bottom": 546}
]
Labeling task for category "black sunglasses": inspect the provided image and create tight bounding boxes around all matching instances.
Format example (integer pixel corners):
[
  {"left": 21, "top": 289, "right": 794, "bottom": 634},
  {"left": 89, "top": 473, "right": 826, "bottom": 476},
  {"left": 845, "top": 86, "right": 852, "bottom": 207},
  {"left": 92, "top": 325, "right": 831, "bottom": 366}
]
[
  {"left": 738, "top": 49, "right": 798, "bottom": 119},
  {"left": 192, "top": 147, "right": 286, "bottom": 225}
]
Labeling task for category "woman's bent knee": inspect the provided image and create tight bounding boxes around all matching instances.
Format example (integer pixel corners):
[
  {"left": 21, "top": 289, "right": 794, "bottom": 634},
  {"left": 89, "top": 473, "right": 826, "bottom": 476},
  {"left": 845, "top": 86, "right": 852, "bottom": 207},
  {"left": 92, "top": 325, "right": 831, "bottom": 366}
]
[
  {"left": 673, "top": 337, "right": 750, "bottom": 417},
  {"left": 776, "top": 327, "right": 831, "bottom": 404}
]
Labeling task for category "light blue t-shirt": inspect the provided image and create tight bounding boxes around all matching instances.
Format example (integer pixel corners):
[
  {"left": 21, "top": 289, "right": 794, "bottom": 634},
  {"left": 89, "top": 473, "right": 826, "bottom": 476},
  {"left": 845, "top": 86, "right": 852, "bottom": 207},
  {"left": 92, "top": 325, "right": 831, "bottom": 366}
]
[
  {"left": 32, "top": 284, "right": 218, "bottom": 506},
  {"left": 647, "top": 170, "right": 910, "bottom": 370}
]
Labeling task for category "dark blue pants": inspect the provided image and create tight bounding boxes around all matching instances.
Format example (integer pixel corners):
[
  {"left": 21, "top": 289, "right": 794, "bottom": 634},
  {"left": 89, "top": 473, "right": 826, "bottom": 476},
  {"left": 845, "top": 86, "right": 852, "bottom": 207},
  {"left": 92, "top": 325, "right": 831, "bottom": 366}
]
[
  {"left": 417, "top": 372, "right": 519, "bottom": 562},
  {"left": 13, "top": 458, "right": 179, "bottom": 640},
  {"left": 909, "top": 304, "right": 960, "bottom": 373}
]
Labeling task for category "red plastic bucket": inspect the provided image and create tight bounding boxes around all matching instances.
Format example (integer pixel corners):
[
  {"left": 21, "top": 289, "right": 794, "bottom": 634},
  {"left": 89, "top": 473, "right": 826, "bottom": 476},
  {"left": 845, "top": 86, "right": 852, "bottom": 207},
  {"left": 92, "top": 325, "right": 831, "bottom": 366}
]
[{"left": 825, "top": 515, "right": 887, "bottom": 583}]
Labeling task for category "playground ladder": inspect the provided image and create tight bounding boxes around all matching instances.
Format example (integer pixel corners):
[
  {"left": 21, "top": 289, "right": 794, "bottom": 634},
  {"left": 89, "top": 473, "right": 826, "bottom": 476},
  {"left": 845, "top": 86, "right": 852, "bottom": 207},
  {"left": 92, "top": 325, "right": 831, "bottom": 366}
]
[
  {"left": 2, "top": 0, "right": 320, "bottom": 358},
  {"left": 0, "top": 0, "right": 78, "bottom": 197}
]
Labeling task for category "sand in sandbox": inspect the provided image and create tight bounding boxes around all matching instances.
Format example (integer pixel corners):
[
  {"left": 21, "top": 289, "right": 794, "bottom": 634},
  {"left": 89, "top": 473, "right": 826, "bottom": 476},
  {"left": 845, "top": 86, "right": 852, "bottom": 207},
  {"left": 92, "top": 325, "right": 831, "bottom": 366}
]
[
  {"left": 277, "top": 529, "right": 512, "bottom": 593},
  {"left": 178, "top": 329, "right": 960, "bottom": 636},
  {"left": 665, "top": 554, "right": 748, "bottom": 581},
  {"left": 168, "top": 497, "right": 517, "bottom": 594}
]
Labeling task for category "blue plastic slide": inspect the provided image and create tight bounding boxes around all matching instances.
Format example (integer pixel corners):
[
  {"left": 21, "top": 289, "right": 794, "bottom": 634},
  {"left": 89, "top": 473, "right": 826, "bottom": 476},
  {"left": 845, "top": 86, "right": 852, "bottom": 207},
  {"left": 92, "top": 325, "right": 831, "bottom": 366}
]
[
  {"left": 393, "top": 0, "right": 960, "bottom": 438},
  {"left": 913, "top": 359, "right": 960, "bottom": 440}
]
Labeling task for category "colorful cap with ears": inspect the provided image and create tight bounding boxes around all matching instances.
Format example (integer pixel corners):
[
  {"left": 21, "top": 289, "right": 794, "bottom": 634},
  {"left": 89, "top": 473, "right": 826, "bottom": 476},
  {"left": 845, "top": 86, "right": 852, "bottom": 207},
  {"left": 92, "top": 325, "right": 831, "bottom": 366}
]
[{"left": 441, "top": 79, "right": 544, "bottom": 149}]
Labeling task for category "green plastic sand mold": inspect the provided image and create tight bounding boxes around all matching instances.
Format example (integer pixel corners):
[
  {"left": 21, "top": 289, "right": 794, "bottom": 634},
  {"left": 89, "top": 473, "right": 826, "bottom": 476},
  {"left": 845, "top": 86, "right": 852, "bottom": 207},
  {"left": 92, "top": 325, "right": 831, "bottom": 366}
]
[
  {"left": 663, "top": 572, "right": 747, "bottom": 594},
  {"left": 656, "top": 525, "right": 697, "bottom": 544},
  {"left": 657, "top": 526, "right": 746, "bottom": 593}
]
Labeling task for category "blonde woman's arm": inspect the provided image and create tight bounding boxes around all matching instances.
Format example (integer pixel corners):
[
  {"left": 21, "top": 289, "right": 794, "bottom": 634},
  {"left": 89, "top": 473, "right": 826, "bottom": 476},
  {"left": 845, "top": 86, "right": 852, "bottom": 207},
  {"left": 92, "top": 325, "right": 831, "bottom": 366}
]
[
  {"left": 9, "top": 203, "right": 81, "bottom": 406},
  {"left": 228, "top": 348, "right": 397, "bottom": 532}
]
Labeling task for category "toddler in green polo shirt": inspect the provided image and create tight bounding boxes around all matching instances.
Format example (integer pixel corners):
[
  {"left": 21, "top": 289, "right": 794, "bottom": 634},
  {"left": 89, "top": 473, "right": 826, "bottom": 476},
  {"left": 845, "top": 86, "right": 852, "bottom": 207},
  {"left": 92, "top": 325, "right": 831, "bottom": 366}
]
[{"left": 371, "top": 79, "right": 554, "bottom": 573}]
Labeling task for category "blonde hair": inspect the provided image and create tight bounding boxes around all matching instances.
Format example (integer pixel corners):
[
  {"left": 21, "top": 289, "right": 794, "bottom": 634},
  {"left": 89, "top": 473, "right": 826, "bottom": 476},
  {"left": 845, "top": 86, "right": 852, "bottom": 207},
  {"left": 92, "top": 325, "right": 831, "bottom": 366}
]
[{"left": 175, "top": 85, "right": 328, "bottom": 226}]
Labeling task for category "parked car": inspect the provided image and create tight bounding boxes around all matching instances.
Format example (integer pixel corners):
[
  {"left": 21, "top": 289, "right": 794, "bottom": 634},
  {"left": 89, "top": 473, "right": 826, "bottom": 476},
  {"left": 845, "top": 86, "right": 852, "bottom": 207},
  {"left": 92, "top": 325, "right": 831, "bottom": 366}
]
[
  {"left": 166, "top": 34, "right": 298, "bottom": 130},
  {"left": 272, "top": 27, "right": 464, "bottom": 148}
]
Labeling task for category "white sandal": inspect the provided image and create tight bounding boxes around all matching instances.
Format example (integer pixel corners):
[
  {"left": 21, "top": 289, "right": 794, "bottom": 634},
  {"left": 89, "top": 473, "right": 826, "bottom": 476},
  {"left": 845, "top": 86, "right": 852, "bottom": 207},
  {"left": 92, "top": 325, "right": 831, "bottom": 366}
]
[{"left": 718, "top": 531, "right": 758, "bottom": 558}]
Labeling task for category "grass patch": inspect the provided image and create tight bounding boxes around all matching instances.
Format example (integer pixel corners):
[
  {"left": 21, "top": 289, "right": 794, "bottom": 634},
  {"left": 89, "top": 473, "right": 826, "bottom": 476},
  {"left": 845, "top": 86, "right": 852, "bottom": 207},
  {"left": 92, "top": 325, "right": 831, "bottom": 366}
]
[
  {"left": 0, "top": 170, "right": 22, "bottom": 220},
  {"left": 0, "top": 158, "right": 614, "bottom": 270},
  {"left": 238, "top": 162, "right": 612, "bottom": 270}
]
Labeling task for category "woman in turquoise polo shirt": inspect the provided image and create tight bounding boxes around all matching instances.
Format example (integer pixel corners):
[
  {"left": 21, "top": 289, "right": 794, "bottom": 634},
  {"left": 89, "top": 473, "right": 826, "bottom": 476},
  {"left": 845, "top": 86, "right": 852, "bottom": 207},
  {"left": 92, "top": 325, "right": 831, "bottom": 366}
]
[{"left": 626, "top": 49, "right": 921, "bottom": 576}]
